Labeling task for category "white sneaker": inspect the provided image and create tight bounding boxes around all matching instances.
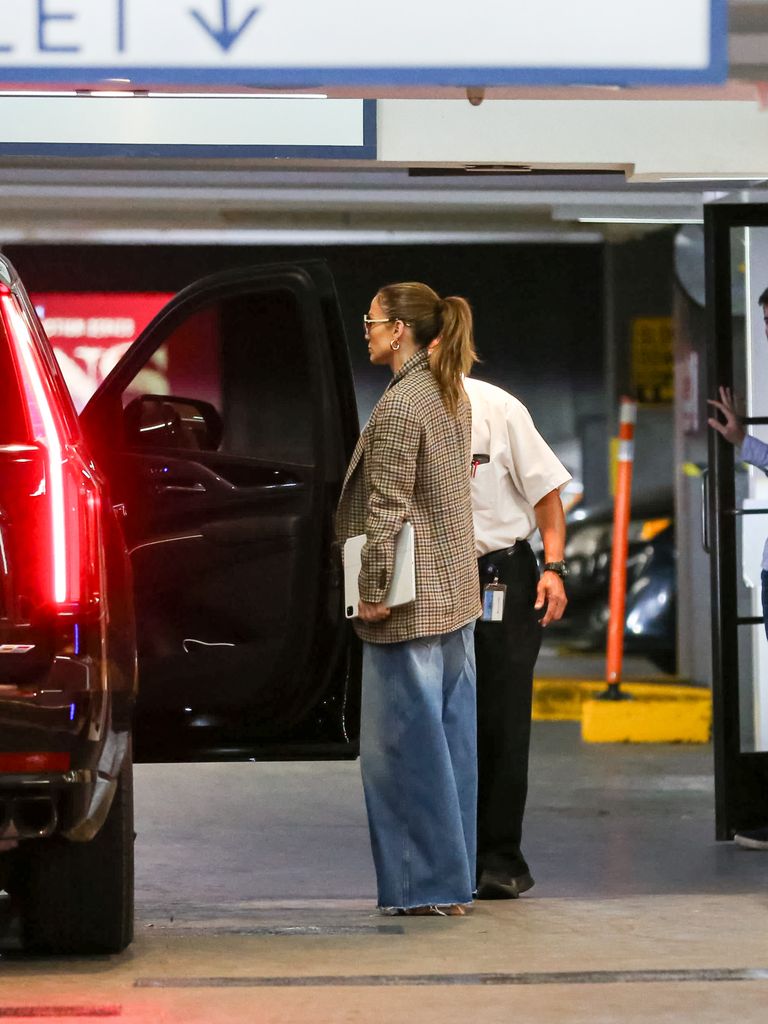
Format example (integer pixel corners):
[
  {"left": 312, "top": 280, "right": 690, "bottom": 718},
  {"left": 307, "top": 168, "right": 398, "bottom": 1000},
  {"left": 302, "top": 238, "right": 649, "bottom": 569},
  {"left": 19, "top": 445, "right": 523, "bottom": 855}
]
[{"left": 733, "top": 826, "right": 768, "bottom": 850}]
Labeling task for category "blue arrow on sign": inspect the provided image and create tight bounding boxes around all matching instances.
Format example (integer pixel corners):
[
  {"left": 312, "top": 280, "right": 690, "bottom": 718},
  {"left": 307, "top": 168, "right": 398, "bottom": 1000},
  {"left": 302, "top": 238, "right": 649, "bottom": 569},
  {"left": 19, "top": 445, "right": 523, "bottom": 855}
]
[{"left": 189, "top": 1, "right": 261, "bottom": 53}]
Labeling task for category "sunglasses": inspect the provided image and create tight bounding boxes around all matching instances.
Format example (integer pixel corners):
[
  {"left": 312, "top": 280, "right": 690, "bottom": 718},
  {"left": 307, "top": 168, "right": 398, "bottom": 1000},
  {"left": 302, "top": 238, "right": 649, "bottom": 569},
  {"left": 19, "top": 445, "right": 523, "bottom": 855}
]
[
  {"left": 363, "top": 315, "right": 394, "bottom": 333},
  {"left": 363, "top": 314, "right": 412, "bottom": 335}
]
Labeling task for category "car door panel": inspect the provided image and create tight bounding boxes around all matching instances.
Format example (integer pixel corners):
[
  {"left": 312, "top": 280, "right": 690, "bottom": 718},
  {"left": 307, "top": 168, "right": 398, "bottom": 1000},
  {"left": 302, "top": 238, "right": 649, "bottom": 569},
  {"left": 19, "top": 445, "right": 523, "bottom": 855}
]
[{"left": 81, "top": 263, "right": 360, "bottom": 762}]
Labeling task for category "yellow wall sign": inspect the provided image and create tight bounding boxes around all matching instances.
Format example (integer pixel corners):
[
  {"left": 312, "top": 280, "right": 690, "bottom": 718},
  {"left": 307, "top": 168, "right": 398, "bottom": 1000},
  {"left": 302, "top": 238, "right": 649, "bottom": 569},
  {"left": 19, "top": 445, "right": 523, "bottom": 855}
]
[{"left": 631, "top": 317, "right": 674, "bottom": 404}]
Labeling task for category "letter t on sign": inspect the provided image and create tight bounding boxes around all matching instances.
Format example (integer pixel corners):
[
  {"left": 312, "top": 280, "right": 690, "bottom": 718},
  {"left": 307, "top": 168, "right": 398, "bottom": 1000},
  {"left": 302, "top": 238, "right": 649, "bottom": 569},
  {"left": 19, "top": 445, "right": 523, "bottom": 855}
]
[
  {"left": 38, "top": 0, "right": 81, "bottom": 53},
  {"left": 117, "top": 0, "right": 127, "bottom": 51}
]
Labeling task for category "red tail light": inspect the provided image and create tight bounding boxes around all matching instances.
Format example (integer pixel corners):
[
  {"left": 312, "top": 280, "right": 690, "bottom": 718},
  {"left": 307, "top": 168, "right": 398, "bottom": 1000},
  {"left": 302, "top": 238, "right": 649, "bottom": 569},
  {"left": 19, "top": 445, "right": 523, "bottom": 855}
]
[
  {"left": 0, "top": 285, "right": 102, "bottom": 616},
  {"left": 0, "top": 753, "right": 70, "bottom": 773}
]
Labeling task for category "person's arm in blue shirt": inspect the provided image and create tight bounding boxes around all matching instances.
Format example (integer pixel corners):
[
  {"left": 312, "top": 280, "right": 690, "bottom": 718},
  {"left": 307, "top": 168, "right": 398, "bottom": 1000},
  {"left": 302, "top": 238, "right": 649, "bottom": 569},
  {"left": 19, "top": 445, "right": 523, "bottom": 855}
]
[{"left": 741, "top": 434, "right": 768, "bottom": 471}]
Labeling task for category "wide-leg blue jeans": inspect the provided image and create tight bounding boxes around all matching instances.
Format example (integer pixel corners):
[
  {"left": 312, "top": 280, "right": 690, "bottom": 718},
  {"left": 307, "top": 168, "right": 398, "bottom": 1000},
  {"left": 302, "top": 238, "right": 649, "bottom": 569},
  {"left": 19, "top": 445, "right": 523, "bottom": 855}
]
[{"left": 360, "top": 622, "right": 477, "bottom": 910}]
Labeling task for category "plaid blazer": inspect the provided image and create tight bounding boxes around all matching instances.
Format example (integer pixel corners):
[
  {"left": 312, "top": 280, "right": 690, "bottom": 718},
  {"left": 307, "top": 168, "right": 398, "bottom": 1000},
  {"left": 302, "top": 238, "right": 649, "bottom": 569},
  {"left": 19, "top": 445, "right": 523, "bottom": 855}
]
[{"left": 336, "top": 348, "right": 481, "bottom": 644}]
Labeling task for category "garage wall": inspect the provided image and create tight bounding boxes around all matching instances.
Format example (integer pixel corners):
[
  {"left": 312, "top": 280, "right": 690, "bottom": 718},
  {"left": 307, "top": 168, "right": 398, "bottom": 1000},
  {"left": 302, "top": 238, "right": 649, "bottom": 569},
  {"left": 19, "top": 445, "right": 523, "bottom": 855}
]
[{"left": 604, "top": 230, "right": 676, "bottom": 502}]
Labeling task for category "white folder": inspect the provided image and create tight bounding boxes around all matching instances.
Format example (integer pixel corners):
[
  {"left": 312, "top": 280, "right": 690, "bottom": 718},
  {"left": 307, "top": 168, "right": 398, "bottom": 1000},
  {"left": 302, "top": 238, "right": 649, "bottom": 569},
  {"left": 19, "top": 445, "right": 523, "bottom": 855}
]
[{"left": 343, "top": 521, "right": 416, "bottom": 619}]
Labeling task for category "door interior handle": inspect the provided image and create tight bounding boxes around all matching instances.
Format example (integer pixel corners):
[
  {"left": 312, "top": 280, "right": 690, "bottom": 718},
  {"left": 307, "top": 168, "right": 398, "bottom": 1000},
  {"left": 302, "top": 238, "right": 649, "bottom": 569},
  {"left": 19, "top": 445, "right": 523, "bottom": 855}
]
[{"left": 157, "top": 482, "right": 207, "bottom": 495}]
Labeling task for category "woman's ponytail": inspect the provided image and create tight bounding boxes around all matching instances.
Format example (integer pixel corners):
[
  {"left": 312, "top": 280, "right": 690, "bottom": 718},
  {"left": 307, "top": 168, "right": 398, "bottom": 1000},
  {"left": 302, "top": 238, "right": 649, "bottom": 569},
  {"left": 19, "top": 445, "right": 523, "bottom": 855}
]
[{"left": 430, "top": 295, "right": 477, "bottom": 415}]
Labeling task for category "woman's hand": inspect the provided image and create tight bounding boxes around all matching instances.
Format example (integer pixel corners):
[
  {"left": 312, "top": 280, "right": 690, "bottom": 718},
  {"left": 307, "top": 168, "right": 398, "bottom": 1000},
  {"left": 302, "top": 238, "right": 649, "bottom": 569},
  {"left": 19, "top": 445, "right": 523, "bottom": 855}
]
[
  {"left": 707, "top": 386, "right": 746, "bottom": 447},
  {"left": 358, "top": 600, "right": 391, "bottom": 623}
]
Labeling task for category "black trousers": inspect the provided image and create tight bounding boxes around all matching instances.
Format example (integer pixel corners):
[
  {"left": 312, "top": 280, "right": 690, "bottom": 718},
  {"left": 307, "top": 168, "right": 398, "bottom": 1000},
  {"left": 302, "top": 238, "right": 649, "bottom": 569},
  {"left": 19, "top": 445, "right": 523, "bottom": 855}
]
[{"left": 475, "top": 541, "right": 542, "bottom": 879}]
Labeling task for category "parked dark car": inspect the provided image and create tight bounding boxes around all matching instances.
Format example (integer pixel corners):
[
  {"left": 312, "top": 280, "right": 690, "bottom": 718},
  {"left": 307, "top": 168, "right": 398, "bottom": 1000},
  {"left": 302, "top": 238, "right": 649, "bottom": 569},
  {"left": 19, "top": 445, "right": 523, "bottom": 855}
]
[
  {"left": 545, "top": 489, "right": 676, "bottom": 673},
  {"left": 0, "top": 257, "right": 361, "bottom": 953}
]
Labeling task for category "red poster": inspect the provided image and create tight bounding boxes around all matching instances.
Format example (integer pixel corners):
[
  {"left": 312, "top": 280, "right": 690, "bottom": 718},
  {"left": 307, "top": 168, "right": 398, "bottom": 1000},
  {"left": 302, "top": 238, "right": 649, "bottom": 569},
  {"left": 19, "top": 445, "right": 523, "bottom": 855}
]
[{"left": 32, "top": 292, "right": 173, "bottom": 411}]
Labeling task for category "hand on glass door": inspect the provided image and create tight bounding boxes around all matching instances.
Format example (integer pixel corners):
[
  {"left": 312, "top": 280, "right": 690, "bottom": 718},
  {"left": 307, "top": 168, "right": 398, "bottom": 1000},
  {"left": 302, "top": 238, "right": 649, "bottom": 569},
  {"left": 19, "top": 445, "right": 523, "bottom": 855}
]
[{"left": 708, "top": 386, "right": 746, "bottom": 448}]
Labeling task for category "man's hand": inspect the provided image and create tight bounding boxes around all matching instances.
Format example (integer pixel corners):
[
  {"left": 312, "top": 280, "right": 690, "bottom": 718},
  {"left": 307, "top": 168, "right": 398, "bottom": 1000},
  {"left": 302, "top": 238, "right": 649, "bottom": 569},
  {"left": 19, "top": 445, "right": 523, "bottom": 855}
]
[
  {"left": 358, "top": 600, "right": 391, "bottom": 623},
  {"left": 535, "top": 571, "right": 567, "bottom": 627},
  {"left": 707, "top": 386, "right": 746, "bottom": 447}
]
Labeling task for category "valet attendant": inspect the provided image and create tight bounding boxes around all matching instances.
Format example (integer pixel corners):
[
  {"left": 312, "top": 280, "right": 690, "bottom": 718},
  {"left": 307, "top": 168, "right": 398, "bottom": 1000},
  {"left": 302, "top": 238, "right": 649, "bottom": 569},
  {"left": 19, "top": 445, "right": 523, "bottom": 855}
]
[{"left": 462, "top": 375, "right": 570, "bottom": 899}]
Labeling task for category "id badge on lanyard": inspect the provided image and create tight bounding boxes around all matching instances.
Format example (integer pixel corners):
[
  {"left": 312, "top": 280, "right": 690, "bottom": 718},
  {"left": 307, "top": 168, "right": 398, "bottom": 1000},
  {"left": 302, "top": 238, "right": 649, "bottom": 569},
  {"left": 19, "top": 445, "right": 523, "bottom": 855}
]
[{"left": 481, "top": 578, "right": 506, "bottom": 622}]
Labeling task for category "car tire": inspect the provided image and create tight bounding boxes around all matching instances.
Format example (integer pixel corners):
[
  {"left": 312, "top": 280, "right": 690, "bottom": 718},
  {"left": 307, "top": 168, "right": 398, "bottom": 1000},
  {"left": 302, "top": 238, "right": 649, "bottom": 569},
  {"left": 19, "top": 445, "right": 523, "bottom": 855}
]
[{"left": 20, "top": 743, "right": 134, "bottom": 955}]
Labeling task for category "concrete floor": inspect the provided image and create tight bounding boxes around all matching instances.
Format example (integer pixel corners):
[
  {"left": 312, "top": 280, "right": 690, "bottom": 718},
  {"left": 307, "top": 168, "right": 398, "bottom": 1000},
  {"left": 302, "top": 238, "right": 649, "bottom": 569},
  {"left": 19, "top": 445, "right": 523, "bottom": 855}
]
[{"left": 1, "top": 721, "right": 767, "bottom": 1022}]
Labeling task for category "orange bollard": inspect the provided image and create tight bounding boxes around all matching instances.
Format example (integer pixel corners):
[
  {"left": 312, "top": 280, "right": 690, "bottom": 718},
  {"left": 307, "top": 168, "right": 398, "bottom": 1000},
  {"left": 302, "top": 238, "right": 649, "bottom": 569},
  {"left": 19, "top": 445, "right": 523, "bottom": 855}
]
[{"left": 603, "top": 396, "right": 637, "bottom": 700}]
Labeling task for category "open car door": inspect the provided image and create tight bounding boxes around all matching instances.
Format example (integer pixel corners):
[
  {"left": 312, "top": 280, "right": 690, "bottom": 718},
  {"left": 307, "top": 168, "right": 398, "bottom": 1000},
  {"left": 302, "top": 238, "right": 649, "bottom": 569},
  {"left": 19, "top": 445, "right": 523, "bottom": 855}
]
[{"left": 81, "top": 262, "right": 360, "bottom": 763}]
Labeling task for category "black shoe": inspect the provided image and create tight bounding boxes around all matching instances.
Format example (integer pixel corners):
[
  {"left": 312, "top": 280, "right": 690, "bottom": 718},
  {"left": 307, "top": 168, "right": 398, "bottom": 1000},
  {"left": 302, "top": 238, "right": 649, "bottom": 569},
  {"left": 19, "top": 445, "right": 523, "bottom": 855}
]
[
  {"left": 733, "top": 826, "right": 768, "bottom": 850},
  {"left": 476, "top": 870, "right": 535, "bottom": 900}
]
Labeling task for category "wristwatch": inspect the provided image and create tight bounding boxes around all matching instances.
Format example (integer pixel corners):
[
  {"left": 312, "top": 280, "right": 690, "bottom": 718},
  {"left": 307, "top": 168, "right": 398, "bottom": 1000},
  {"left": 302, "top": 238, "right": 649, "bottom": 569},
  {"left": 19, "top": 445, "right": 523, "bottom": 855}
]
[{"left": 543, "top": 561, "right": 569, "bottom": 579}]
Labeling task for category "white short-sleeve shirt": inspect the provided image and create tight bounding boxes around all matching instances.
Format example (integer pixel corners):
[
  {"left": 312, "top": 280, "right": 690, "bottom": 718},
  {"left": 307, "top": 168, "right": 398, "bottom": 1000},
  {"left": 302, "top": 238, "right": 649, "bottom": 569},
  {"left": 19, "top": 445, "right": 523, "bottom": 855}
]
[{"left": 464, "top": 377, "right": 571, "bottom": 557}]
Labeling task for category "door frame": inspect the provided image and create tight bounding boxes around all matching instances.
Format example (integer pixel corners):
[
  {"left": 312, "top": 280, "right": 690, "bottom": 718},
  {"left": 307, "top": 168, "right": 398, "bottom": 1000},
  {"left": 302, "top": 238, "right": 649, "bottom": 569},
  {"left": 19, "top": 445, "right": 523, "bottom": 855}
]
[{"left": 705, "top": 202, "right": 768, "bottom": 837}]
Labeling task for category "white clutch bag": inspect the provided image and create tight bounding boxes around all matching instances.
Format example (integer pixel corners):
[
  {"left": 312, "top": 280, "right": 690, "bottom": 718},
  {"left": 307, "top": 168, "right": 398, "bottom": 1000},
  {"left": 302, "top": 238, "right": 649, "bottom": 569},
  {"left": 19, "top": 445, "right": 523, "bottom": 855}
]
[{"left": 343, "top": 522, "right": 416, "bottom": 619}]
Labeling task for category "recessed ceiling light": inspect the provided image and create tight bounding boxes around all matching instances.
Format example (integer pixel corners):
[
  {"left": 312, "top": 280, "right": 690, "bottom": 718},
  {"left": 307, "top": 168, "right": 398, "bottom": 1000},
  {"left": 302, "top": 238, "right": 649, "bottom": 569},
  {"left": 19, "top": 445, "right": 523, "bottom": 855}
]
[
  {"left": 578, "top": 216, "right": 703, "bottom": 224},
  {"left": 0, "top": 89, "right": 329, "bottom": 100},
  {"left": 659, "top": 176, "right": 768, "bottom": 183}
]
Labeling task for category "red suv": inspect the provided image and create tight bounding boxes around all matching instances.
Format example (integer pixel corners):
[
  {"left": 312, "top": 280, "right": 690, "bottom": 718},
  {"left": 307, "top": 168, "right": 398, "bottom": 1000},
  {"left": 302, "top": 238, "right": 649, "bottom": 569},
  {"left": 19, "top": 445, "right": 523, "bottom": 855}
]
[{"left": 0, "top": 257, "right": 360, "bottom": 954}]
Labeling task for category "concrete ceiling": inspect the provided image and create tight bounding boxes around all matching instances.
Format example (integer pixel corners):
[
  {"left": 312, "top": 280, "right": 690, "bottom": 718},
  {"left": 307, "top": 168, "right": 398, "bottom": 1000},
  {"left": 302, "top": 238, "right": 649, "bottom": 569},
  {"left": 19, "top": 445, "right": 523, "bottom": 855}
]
[
  {"left": 0, "top": 164, "right": 742, "bottom": 246},
  {"left": 2, "top": 1, "right": 768, "bottom": 245}
]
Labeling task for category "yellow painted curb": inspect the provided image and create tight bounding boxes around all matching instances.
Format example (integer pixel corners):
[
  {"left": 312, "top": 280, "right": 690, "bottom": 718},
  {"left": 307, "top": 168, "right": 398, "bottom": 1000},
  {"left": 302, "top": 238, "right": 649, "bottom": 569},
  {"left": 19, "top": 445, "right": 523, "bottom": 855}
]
[
  {"left": 582, "top": 694, "right": 711, "bottom": 744},
  {"left": 533, "top": 677, "right": 712, "bottom": 744}
]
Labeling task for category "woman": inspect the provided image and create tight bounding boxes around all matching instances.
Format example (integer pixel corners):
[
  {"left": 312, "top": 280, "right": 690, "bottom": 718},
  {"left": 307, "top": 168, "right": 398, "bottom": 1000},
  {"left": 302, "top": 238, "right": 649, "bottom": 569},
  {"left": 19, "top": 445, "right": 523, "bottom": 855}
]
[{"left": 336, "top": 282, "right": 481, "bottom": 916}]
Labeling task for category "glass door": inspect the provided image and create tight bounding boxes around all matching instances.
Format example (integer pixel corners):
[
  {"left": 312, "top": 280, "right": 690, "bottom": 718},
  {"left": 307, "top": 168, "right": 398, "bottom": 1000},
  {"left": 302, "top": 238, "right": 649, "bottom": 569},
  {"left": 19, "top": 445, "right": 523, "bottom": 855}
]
[{"left": 706, "top": 205, "right": 768, "bottom": 837}]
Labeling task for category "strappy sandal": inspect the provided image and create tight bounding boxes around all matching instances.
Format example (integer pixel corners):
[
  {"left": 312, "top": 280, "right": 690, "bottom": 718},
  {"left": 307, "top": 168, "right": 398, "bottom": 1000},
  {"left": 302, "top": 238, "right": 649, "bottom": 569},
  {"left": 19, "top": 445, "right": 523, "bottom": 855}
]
[{"left": 400, "top": 904, "right": 466, "bottom": 916}]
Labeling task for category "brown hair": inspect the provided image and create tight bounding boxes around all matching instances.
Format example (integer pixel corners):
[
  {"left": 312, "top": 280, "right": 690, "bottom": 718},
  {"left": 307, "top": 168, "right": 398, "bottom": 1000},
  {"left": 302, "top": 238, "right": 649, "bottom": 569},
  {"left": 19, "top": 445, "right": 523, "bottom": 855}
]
[{"left": 377, "top": 282, "right": 477, "bottom": 415}]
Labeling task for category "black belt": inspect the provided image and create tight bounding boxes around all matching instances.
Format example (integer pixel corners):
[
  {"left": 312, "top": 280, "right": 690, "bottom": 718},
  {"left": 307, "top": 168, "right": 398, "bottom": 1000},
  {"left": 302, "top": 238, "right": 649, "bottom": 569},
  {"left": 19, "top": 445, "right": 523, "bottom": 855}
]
[{"left": 477, "top": 540, "right": 530, "bottom": 562}]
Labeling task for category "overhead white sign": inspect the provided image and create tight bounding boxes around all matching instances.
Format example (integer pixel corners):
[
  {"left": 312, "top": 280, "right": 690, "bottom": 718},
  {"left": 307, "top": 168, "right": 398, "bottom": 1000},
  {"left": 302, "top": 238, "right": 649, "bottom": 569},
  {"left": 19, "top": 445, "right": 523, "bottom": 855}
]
[
  {"left": 0, "top": 95, "right": 374, "bottom": 158},
  {"left": 0, "top": 0, "right": 726, "bottom": 86}
]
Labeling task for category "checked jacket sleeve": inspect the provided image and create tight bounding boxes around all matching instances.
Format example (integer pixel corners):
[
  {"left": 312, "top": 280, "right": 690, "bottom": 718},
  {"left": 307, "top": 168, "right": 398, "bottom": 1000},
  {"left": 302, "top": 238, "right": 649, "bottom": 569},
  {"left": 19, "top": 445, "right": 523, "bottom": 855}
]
[{"left": 359, "top": 391, "right": 421, "bottom": 604}]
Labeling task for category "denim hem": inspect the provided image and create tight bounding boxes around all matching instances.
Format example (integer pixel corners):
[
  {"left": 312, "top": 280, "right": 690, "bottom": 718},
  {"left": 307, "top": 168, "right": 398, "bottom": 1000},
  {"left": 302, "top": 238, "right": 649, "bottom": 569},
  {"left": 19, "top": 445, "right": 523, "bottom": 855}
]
[{"left": 378, "top": 899, "right": 474, "bottom": 913}]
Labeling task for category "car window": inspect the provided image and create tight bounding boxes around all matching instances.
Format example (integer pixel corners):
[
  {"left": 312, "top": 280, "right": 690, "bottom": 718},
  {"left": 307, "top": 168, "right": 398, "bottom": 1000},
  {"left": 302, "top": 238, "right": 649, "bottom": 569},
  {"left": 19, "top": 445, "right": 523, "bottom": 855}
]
[{"left": 120, "top": 289, "right": 314, "bottom": 463}]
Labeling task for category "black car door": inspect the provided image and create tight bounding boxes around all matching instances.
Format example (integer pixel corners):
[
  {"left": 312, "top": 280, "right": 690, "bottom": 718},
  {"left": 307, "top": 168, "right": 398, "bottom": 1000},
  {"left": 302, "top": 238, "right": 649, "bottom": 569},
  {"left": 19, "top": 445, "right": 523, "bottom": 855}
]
[{"left": 80, "top": 262, "right": 360, "bottom": 763}]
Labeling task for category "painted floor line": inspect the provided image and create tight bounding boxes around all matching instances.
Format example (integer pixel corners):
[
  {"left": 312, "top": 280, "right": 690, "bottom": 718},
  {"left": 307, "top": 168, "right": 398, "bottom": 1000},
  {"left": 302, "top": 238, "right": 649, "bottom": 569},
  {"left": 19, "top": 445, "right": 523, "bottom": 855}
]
[
  {"left": 141, "top": 923, "right": 404, "bottom": 936},
  {"left": 135, "top": 967, "right": 768, "bottom": 988},
  {"left": 0, "top": 1009, "right": 121, "bottom": 1019}
]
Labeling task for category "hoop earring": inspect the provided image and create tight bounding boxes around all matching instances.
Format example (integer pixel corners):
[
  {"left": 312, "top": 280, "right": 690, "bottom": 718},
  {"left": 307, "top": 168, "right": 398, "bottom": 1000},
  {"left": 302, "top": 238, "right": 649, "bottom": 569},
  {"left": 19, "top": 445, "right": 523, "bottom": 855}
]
[{"left": 390, "top": 339, "right": 401, "bottom": 351}]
